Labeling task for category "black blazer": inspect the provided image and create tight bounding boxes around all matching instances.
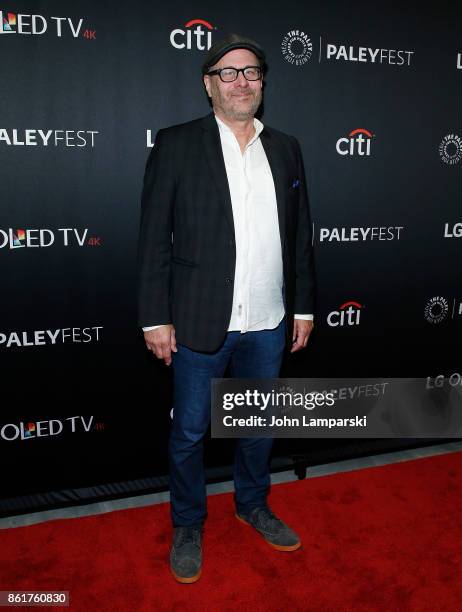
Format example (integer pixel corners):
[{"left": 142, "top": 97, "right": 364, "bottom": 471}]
[{"left": 137, "top": 112, "right": 315, "bottom": 353}]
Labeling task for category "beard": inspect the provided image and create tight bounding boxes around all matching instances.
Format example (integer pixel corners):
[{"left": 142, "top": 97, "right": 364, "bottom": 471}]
[{"left": 214, "top": 87, "right": 262, "bottom": 121}]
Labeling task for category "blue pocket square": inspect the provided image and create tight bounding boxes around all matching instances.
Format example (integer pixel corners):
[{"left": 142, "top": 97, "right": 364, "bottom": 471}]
[{"left": 292, "top": 179, "right": 300, "bottom": 188}]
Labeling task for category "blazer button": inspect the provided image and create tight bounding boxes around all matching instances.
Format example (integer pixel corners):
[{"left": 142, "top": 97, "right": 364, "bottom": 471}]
[{"left": 225, "top": 277, "right": 231, "bottom": 285}]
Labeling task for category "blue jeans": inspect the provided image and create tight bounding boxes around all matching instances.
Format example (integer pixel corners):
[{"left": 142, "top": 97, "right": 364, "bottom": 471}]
[{"left": 169, "top": 317, "right": 286, "bottom": 527}]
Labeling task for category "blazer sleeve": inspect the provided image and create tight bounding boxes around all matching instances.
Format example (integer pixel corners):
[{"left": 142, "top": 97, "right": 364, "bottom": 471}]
[
  {"left": 292, "top": 136, "right": 316, "bottom": 314},
  {"left": 136, "top": 129, "right": 176, "bottom": 327}
]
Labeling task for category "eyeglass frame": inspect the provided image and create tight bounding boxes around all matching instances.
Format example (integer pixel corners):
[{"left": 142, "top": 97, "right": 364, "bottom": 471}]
[{"left": 205, "top": 65, "right": 263, "bottom": 82}]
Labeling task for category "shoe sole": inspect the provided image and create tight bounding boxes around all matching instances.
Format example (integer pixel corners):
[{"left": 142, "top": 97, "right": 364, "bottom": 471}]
[
  {"left": 235, "top": 513, "right": 302, "bottom": 551},
  {"left": 171, "top": 568, "right": 202, "bottom": 584}
]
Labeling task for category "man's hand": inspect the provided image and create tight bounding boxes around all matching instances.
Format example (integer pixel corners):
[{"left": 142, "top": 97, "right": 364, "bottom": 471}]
[
  {"left": 290, "top": 318, "right": 313, "bottom": 353},
  {"left": 144, "top": 324, "right": 177, "bottom": 366}
]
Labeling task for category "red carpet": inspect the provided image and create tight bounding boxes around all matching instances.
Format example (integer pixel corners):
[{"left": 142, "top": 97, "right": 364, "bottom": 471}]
[{"left": 1, "top": 451, "right": 461, "bottom": 611}]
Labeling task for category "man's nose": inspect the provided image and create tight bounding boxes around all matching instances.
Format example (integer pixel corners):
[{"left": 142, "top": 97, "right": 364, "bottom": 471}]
[{"left": 235, "top": 70, "right": 249, "bottom": 86}]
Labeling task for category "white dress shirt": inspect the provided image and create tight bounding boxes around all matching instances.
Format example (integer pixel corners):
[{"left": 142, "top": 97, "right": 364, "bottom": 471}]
[{"left": 143, "top": 113, "right": 313, "bottom": 332}]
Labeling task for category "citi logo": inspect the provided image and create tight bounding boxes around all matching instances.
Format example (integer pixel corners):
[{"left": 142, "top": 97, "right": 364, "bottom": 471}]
[
  {"left": 336, "top": 129, "right": 374, "bottom": 156},
  {"left": 0, "top": 10, "right": 87, "bottom": 37},
  {"left": 170, "top": 19, "right": 214, "bottom": 51},
  {"left": 327, "top": 301, "right": 363, "bottom": 327},
  {"left": 0, "top": 228, "right": 101, "bottom": 249}
]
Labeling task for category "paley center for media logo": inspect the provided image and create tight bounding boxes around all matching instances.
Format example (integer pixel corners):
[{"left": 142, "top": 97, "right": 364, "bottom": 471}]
[
  {"left": 170, "top": 18, "right": 215, "bottom": 51},
  {"left": 0, "top": 326, "right": 103, "bottom": 348},
  {"left": 327, "top": 300, "right": 364, "bottom": 327},
  {"left": 0, "top": 9, "right": 95, "bottom": 39},
  {"left": 281, "top": 30, "right": 313, "bottom": 66},
  {"left": 424, "top": 296, "right": 461, "bottom": 324},
  {"left": 336, "top": 128, "right": 374, "bottom": 156},
  {"left": 0, "top": 129, "right": 99, "bottom": 147},
  {"left": 280, "top": 34, "right": 414, "bottom": 67},
  {"left": 0, "top": 417, "right": 103, "bottom": 442},
  {"left": 439, "top": 134, "right": 462, "bottom": 165},
  {"left": 0, "top": 228, "right": 101, "bottom": 250}
]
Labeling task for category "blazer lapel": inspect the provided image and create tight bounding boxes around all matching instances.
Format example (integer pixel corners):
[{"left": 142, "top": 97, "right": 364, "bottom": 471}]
[
  {"left": 201, "top": 113, "right": 287, "bottom": 254},
  {"left": 260, "top": 127, "right": 287, "bottom": 255},
  {"left": 201, "top": 113, "right": 235, "bottom": 238}
]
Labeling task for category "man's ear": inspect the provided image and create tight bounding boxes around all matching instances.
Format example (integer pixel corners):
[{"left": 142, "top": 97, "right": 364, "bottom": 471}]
[{"left": 203, "top": 75, "right": 211, "bottom": 98}]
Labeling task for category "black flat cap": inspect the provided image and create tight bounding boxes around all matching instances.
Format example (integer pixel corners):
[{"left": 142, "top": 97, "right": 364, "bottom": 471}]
[{"left": 202, "top": 33, "right": 265, "bottom": 75}]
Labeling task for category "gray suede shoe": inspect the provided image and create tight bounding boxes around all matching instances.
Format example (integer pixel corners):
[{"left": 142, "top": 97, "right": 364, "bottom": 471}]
[
  {"left": 236, "top": 506, "right": 301, "bottom": 551},
  {"left": 170, "top": 526, "right": 203, "bottom": 583}
]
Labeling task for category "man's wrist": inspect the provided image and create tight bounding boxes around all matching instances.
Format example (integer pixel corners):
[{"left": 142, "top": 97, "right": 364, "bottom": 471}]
[
  {"left": 294, "top": 314, "right": 313, "bottom": 321},
  {"left": 142, "top": 324, "right": 169, "bottom": 331}
]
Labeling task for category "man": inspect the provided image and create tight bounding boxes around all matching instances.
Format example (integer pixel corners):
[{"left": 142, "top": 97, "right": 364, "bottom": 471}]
[{"left": 137, "top": 34, "right": 315, "bottom": 583}]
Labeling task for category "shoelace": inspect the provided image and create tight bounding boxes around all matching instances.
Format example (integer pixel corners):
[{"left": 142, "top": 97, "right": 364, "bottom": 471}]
[
  {"left": 252, "top": 508, "right": 283, "bottom": 530},
  {"left": 176, "top": 527, "right": 202, "bottom": 547}
]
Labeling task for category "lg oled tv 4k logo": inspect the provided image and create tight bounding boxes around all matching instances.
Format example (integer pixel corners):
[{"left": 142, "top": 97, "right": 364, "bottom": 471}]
[
  {"left": 444, "top": 222, "right": 462, "bottom": 238},
  {"left": 336, "top": 129, "right": 374, "bottom": 156},
  {"left": 0, "top": 228, "right": 101, "bottom": 249},
  {"left": 0, "top": 9, "right": 95, "bottom": 39},
  {"left": 327, "top": 301, "right": 364, "bottom": 327},
  {"left": 170, "top": 19, "right": 215, "bottom": 51},
  {"left": 0, "top": 417, "right": 102, "bottom": 442}
]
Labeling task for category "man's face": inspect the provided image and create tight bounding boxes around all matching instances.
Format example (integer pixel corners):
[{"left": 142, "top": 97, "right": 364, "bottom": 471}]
[{"left": 203, "top": 48, "right": 263, "bottom": 121}]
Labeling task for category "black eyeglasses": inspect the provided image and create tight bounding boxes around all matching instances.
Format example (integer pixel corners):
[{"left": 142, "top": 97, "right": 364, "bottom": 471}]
[{"left": 206, "top": 65, "right": 263, "bottom": 82}]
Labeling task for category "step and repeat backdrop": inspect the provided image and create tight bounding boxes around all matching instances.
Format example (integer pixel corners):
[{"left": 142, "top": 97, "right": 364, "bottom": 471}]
[{"left": 1, "top": 1, "right": 461, "bottom": 513}]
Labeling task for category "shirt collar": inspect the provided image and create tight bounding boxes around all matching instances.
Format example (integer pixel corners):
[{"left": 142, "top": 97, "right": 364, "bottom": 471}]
[{"left": 214, "top": 113, "right": 264, "bottom": 144}]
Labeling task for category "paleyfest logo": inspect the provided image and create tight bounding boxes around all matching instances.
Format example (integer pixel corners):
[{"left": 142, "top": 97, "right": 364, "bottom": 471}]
[
  {"left": 319, "top": 226, "right": 403, "bottom": 242},
  {"left": 325, "top": 43, "right": 414, "bottom": 66},
  {"left": 281, "top": 30, "right": 313, "bottom": 66},
  {"left": 0, "top": 128, "right": 99, "bottom": 147},
  {"left": 170, "top": 18, "right": 215, "bottom": 50},
  {"left": 0, "top": 9, "right": 95, "bottom": 39},
  {"left": 0, "top": 326, "right": 103, "bottom": 348}
]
